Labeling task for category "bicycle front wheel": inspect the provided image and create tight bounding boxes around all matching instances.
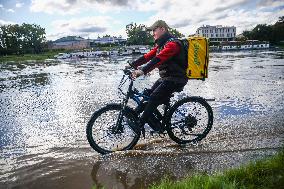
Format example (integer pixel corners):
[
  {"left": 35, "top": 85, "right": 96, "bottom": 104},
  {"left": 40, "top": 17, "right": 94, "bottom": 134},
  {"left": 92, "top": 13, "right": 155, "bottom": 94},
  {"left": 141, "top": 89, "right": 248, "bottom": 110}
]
[
  {"left": 86, "top": 103, "right": 140, "bottom": 154},
  {"left": 165, "top": 97, "right": 213, "bottom": 144}
]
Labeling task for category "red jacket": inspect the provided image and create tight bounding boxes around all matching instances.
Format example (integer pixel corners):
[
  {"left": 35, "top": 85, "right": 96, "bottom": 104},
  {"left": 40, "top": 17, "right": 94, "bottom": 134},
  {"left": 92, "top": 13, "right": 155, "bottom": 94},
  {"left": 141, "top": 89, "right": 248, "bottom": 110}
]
[
  {"left": 131, "top": 32, "right": 187, "bottom": 80},
  {"left": 132, "top": 41, "right": 181, "bottom": 74}
]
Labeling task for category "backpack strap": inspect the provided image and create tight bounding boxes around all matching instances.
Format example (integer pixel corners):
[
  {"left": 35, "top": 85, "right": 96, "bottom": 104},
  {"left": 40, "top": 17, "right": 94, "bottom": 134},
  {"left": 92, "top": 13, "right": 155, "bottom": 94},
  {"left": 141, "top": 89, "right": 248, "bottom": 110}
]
[{"left": 157, "top": 38, "right": 179, "bottom": 54}]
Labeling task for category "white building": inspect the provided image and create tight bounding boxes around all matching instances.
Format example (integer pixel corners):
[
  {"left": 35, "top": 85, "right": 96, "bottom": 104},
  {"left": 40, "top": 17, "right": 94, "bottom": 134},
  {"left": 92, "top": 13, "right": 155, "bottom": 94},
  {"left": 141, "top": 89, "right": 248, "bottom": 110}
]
[
  {"left": 92, "top": 36, "right": 126, "bottom": 45},
  {"left": 196, "top": 25, "right": 236, "bottom": 42}
]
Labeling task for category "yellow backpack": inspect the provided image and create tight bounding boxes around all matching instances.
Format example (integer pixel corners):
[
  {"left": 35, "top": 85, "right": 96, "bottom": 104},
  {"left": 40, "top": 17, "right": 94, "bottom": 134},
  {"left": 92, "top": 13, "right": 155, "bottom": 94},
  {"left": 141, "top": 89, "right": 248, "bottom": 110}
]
[{"left": 181, "top": 37, "right": 209, "bottom": 80}]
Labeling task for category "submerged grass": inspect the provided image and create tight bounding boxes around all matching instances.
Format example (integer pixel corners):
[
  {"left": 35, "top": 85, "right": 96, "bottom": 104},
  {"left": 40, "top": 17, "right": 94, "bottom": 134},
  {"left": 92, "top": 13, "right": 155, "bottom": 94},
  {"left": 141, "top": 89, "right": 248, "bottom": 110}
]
[
  {"left": 150, "top": 149, "right": 284, "bottom": 189},
  {"left": 0, "top": 50, "right": 71, "bottom": 62},
  {"left": 0, "top": 52, "right": 59, "bottom": 62}
]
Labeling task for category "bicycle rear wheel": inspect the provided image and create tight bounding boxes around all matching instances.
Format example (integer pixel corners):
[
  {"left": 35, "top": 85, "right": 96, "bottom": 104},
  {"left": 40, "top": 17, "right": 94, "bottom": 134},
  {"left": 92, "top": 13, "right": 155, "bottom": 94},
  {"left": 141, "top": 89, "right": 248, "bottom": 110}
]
[
  {"left": 165, "top": 97, "right": 213, "bottom": 144},
  {"left": 86, "top": 103, "right": 140, "bottom": 154}
]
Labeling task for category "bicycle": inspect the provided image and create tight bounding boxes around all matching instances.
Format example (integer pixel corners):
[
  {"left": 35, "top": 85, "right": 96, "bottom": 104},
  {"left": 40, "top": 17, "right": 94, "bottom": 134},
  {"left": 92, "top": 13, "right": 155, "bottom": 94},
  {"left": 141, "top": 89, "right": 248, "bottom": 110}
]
[{"left": 86, "top": 68, "right": 214, "bottom": 154}]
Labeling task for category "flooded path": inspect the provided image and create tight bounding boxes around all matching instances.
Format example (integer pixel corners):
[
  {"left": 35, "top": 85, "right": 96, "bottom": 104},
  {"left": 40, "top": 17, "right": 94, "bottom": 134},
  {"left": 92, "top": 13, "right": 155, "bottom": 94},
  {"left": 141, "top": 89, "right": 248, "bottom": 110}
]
[{"left": 0, "top": 51, "right": 284, "bottom": 188}]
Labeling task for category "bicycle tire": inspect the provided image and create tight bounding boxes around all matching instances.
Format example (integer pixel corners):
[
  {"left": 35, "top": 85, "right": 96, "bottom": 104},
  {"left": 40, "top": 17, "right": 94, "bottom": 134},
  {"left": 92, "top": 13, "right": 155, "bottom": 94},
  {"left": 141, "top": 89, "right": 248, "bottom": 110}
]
[
  {"left": 86, "top": 103, "right": 140, "bottom": 154},
  {"left": 165, "top": 96, "right": 213, "bottom": 144}
]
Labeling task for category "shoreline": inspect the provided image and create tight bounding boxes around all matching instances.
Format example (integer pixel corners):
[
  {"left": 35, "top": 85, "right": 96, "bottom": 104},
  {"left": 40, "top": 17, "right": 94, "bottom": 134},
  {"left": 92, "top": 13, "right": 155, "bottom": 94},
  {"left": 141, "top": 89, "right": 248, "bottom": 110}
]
[
  {"left": 150, "top": 148, "right": 284, "bottom": 189},
  {"left": 1, "top": 45, "right": 283, "bottom": 63},
  {"left": 0, "top": 47, "right": 284, "bottom": 64}
]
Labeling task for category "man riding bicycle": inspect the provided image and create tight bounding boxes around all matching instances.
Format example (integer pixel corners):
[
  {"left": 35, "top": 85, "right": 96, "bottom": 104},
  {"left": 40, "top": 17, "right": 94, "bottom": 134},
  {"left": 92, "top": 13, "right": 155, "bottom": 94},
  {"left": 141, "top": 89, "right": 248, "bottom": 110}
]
[
  {"left": 87, "top": 20, "right": 213, "bottom": 154},
  {"left": 129, "top": 20, "right": 188, "bottom": 132}
]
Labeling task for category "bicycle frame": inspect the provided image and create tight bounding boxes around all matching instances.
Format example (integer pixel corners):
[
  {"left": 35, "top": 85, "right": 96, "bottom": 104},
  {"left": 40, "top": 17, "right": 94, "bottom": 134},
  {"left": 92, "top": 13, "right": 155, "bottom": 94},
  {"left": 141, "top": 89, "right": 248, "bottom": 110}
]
[
  {"left": 113, "top": 70, "right": 147, "bottom": 133},
  {"left": 118, "top": 73, "right": 149, "bottom": 106},
  {"left": 114, "top": 69, "right": 168, "bottom": 134}
]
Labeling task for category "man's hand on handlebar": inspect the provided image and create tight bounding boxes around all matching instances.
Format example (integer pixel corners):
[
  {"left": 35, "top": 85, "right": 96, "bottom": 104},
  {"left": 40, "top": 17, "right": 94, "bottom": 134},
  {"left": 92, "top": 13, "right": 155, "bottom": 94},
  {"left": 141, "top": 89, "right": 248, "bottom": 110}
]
[
  {"left": 124, "top": 63, "right": 144, "bottom": 79},
  {"left": 131, "top": 69, "right": 144, "bottom": 79},
  {"left": 124, "top": 65, "right": 132, "bottom": 70},
  {"left": 125, "top": 60, "right": 135, "bottom": 70}
]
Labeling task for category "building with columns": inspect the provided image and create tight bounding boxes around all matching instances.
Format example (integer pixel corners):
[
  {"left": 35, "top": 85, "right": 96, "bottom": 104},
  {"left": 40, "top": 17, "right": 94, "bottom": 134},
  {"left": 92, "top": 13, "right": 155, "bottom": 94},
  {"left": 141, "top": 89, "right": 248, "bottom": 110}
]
[{"left": 196, "top": 25, "right": 236, "bottom": 42}]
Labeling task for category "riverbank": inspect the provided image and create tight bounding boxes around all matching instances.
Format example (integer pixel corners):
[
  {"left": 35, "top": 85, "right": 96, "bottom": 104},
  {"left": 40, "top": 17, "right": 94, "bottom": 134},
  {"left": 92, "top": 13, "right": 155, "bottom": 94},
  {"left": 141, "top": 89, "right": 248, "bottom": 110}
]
[
  {"left": 150, "top": 149, "right": 284, "bottom": 189},
  {"left": 0, "top": 51, "right": 61, "bottom": 62},
  {"left": 1, "top": 45, "right": 283, "bottom": 62},
  {"left": 0, "top": 46, "right": 131, "bottom": 62}
]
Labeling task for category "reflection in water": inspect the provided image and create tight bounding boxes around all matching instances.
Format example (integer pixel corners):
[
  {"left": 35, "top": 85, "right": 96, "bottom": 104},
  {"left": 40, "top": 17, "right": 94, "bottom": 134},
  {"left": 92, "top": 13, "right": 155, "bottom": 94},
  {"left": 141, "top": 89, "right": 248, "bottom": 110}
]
[
  {"left": 91, "top": 150, "right": 193, "bottom": 189},
  {"left": 0, "top": 51, "right": 283, "bottom": 188},
  {"left": 89, "top": 144, "right": 281, "bottom": 189}
]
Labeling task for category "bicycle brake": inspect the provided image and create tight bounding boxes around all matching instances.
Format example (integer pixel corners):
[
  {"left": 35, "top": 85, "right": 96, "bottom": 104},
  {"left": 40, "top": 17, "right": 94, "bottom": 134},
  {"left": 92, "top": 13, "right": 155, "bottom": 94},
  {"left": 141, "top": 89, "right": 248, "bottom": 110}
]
[{"left": 141, "top": 127, "right": 145, "bottom": 138}]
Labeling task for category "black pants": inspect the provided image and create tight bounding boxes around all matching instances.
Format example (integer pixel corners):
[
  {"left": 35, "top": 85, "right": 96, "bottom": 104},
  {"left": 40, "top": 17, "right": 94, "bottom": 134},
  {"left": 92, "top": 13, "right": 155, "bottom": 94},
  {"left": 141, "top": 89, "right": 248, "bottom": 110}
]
[{"left": 140, "top": 78, "right": 187, "bottom": 129}]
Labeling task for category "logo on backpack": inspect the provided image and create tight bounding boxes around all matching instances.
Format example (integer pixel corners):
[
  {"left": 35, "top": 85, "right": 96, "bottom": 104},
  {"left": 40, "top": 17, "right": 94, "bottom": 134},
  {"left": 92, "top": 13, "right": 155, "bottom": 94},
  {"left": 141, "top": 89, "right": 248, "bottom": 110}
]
[{"left": 193, "top": 43, "right": 200, "bottom": 66}]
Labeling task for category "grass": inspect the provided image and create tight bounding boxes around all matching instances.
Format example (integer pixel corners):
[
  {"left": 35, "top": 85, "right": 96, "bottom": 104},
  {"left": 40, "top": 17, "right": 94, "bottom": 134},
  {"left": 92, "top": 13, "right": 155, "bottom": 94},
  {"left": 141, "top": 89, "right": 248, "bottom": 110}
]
[
  {"left": 0, "top": 51, "right": 60, "bottom": 62},
  {"left": 275, "top": 44, "right": 284, "bottom": 49},
  {"left": 150, "top": 149, "right": 284, "bottom": 189},
  {"left": 0, "top": 46, "right": 120, "bottom": 62}
]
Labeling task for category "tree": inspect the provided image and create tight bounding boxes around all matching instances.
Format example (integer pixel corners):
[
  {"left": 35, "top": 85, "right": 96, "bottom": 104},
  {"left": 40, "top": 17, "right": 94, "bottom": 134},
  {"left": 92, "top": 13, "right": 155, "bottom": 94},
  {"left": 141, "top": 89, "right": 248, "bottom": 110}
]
[
  {"left": 0, "top": 23, "right": 46, "bottom": 55},
  {"left": 126, "top": 23, "right": 153, "bottom": 45},
  {"left": 272, "top": 16, "right": 284, "bottom": 43},
  {"left": 169, "top": 28, "right": 184, "bottom": 38},
  {"left": 21, "top": 23, "right": 46, "bottom": 54},
  {"left": 251, "top": 24, "right": 273, "bottom": 42},
  {"left": 0, "top": 24, "right": 23, "bottom": 55},
  {"left": 126, "top": 22, "right": 185, "bottom": 45},
  {"left": 241, "top": 16, "right": 284, "bottom": 44},
  {"left": 242, "top": 30, "right": 253, "bottom": 40}
]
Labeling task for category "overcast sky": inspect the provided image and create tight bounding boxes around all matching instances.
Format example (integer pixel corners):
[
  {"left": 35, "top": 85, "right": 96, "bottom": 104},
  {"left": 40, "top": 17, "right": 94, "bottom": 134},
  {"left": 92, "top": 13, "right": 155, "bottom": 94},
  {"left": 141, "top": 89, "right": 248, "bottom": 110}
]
[{"left": 0, "top": 0, "right": 283, "bottom": 40}]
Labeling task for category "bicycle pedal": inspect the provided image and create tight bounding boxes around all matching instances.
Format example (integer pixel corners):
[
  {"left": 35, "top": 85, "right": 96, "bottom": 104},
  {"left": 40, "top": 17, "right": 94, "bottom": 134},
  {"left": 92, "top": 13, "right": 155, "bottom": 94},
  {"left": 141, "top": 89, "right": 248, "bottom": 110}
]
[
  {"left": 150, "top": 131, "right": 158, "bottom": 136},
  {"left": 158, "top": 133, "right": 166, "bottom": 138},
  {"left": 150, "top": 130, "right": 166, "bottom": 136}
]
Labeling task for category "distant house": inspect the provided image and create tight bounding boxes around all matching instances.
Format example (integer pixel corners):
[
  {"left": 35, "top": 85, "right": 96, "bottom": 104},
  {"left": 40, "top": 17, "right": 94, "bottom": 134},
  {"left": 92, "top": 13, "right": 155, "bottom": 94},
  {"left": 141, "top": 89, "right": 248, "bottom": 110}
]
[
  {"left": 196, "top": 25, "right": 236, "bottom": 42},
  {"left": 90, "top": 36, "right": 127, "bottom": 46},
  {"left": 51, "top": 36, "right": 90, "bottom": 50}
]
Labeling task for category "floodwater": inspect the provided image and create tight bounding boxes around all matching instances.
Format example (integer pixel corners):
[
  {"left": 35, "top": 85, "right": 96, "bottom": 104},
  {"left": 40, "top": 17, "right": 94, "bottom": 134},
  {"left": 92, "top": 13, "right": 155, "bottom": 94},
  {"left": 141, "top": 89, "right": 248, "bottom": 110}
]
[{"left": 0, "top": 50, "right": 283, "bottom": 189}]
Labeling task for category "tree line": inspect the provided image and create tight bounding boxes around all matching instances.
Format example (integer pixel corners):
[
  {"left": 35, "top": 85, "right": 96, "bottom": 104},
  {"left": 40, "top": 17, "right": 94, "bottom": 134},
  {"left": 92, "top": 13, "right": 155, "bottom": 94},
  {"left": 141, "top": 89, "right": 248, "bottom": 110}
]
[
  {"left": 242, "top": 16, "right": 284, "bottom": 44},
  {"left": 1, "top": 18, "right": 283, "bottom": 56},
  {"left": 0, "top": 23, "right": 46, "bottom": 55},
  {"left": 125, "top": 23, "right": 184, "bottom": 45}
]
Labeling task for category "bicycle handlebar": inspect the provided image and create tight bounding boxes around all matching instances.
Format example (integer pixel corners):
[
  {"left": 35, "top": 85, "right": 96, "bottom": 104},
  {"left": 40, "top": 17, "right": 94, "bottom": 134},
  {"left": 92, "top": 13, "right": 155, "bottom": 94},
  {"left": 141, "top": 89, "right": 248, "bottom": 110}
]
[
  {"left": 118, "top": 68, "right": 150, "bottom": 102},
  {"left": 118, "top": 68, "right": 134, "bottom": 96},
  {"left": 123, "top": 68, "right": 133, "bottom": 76}
]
